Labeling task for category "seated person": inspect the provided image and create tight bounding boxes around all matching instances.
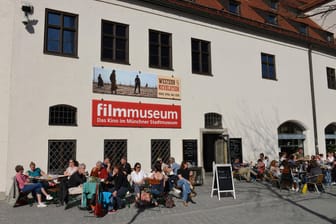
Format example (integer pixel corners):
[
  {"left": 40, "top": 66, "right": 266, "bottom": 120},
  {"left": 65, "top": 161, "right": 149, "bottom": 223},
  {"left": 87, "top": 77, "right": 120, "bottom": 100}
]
[
  {"left": 232, "top": 158, "right": 251, "bottom": 182},
  {"left": 331, "top": 160, "right": 336, "bottom": 184},
  {"left": 107, "top": 165, "right": 129, "bottom": 212},
  {"left": 64, "top": 159, "right": 78, "bottom": 177},
  {"left": 280, "top": 160, "right": 297, "bottom": 191},
  {"left": 269, "top": 160, "right": 281, "bottom": 178},
  {"left": 177, "top": 161, "right": 195, "bottom": 207},
  {"left": 168, "top": 157, "right": 180, "bottom": 175},
  {"left": 60, "top": 163, "right": 87, "bottom": 205},
  {"left": 120, "top": 156, "right": 132, "bottom": 176},
  {"left": 26, "top": 161, "right": 46, "bottom": 178},
  {"left": 148, "top": 161, "right": 165, "bottom": 206},
  {"left": 15, "top": 165, "right": 53, "bottom": 208},
  {"left": 102, "top": 157, "right": 110, "bottom": 169},
  {"left": 251, "top": 159, "right": 265, "bottom": 180},
  {"left": 307, "top": 160, "right": 322, "bottom": 182},
  {"left": 130, "top": 162, "right": 145, "bottom": 201},
  {"left": 90, "top": 161, "right": 108, "bottom": 180}
]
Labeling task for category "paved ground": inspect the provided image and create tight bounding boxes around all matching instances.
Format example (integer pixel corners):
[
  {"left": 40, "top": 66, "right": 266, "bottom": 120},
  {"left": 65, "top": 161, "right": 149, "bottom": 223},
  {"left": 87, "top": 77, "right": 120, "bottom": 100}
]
[{"left": 1, "top": 174, "right": 336, "bottom": 224}]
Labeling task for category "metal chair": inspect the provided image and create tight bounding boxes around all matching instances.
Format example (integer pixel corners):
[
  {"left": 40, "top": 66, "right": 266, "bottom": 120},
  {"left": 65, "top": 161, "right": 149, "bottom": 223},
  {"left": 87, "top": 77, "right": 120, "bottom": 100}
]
[{"left": 307, "top": 174, "right": 324, "bottom": 193}]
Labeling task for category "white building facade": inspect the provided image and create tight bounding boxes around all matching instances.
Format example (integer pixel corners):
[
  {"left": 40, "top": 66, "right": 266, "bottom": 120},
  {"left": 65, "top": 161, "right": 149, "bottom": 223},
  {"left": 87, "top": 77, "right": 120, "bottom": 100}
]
[{"left": 0, "top": 0, "right": 335, "bottom": 197}]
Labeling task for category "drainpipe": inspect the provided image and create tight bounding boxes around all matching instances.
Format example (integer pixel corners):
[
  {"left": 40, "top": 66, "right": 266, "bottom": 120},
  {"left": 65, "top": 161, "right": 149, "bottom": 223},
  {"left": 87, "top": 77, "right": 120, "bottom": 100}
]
[{"left": 308, "top": 44, "right": 319, "bottom": 155}]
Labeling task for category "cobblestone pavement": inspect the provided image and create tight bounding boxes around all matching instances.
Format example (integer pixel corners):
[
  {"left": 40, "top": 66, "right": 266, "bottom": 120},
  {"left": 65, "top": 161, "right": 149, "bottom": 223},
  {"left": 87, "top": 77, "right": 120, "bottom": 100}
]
[{"left": 1, "top": 175, "right": 336, "bottom": 224}]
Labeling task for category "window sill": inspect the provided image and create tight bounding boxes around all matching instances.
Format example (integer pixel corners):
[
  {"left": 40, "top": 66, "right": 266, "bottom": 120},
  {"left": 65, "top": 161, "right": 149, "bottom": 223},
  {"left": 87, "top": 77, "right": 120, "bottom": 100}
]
[
  {"left": 44, "top": 51, "right": 79, "bottom": 59},
  {"left": 149, "top": 65, "right": 174, "bottom": 71},
  {"left": 101, "top": 59, "right": 130, "bottom": 65},
  {"left": 192, "top": 72, "right": 213, "bottom": 77}
]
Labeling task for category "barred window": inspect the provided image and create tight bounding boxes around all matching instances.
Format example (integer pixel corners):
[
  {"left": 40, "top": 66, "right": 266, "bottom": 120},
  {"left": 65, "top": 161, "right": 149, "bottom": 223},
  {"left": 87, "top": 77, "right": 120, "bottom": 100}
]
[
  {"left": 205, "top": 113, "right": 222, "bottom": 129},
  {"left": 104, "top": 140, "right": 127, "bottom": 167},
  {"left": 151, "top": 139, "right": 170, "bottom": 167},
  {"left": 49, "top": 104, "right": 77, "bottom": 126},
  {"left": 48, "top": 140, "right": 76, "bottom": 174}
]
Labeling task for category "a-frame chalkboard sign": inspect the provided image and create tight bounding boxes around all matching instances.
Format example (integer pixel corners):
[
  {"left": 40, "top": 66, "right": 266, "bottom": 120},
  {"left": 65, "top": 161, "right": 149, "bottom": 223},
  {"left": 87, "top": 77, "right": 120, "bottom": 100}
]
[{"left": 211, "top": 162, "right": 236, "bottom": 200}]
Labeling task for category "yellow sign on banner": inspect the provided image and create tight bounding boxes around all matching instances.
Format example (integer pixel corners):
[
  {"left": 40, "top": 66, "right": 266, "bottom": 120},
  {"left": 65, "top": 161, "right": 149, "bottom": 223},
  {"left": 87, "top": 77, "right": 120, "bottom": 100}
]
[{"left": 157, "top": 75, "right": 181, "bottom": 100}]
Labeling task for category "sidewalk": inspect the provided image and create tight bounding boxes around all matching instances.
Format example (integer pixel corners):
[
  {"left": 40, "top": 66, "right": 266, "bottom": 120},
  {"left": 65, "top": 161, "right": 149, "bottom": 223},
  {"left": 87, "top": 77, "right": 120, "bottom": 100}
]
[{"left": 1, "top": 174, "right": 336, "bottom": 224}]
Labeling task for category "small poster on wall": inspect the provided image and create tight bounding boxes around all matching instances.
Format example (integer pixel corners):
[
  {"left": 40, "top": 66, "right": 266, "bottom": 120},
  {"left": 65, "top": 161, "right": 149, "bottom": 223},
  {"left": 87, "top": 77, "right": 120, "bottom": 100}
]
[{"left": 92, "top": 67, "right": 181, "bottom": 100}]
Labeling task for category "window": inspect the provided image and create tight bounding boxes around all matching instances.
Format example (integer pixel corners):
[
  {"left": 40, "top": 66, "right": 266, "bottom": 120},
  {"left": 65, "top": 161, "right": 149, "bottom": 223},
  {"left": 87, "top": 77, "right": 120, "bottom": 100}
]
[
  {"left": 270, "top": 0, "right": 279, "bottom": 10},
  {"left": 229, "top": 1, "right": 240, "bottom": 15},
  {"left": 101, "top": 20, "right": 129, "bottom": 63},
  {"left": 49, "top": 104, "right": 77, "bottom": 126},
  {"left": 299, "top": 23, "right": 308, "bottom": 35},
  {"left": 149, "top": 30, "right": 172, "bottom": 69},
  {"left": 327, "top": 67, "right": 336, "bottom": 90},
  {"left": 48, "top": 140, "right": 76, "bottom": 174},
  {"left": 204, "top": 113, "right": 222, "bottom": 129},
  {"left": 151, "top": 139, "right": 170, "bottom": 167},
  {"left": 104, "top": 139, "right": 127, "bottom": 167},
  {"left": 267, "top": 14, "right": 278, "bottom": 25},
  {"left": 327, "top": 33, "right": 334, "bottom": 43},
  {"left": 261, "top": 53, "right": 276, "bottom": 80},
  {"left": 44, "top": 9, "right": 78, "bottom": 57},
  {"left": 191, "top": 38, "right": 211, "bottom": 75}
]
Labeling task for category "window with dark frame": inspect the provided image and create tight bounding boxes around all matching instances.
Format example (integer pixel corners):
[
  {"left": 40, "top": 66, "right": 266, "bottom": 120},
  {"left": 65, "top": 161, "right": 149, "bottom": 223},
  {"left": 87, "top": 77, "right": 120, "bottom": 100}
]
[
  {"left": 149, "top": 30, "right": 172, "bottom": 69},
  {"left": 270, "top": 0, "right": 279, "bottom": 10},
  {"left": 267, "top": 14, "right": 278, "bottom": 25},
  {"left": 191, "top": 38, "right": 211, "bottom": 75},
  {"left": 48, "top": 140, "right": 76, "bottom": 174},
  {"left": 261, "top": 53, "right": 276, "bottom": 80},
  {"left": 229, "top": 0, "right": 240, "bottom": 15},
  {"left": 104, "top": 139, "right": 127, "bottom": 167},
  {"left": 327, "top": 67, "right": 336, "bottom": 90},
  {"left": 299, "top": 23, "right": 308, "bottom": 35},
  {"left": 49, "top": 104, "right": 77, "bottom": 126},
  {"left": 101, "top": 20, "right": 129, "bottom": 63},
  {"left": 44, "top": 9, "right": 78, "bottom": 57}
]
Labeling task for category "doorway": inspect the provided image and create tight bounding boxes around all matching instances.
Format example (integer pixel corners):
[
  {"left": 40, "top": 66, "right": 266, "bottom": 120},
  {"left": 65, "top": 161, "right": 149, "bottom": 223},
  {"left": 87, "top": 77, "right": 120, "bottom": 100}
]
[{"left": 202, "top": 133, "right": 227, "bottom": 172}]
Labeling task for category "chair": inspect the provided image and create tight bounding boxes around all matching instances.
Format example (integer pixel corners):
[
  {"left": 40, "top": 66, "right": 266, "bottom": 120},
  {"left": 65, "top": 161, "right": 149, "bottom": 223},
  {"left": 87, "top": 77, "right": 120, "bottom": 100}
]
[{"left": 307, "top": 174, "right": 324, "bottom": 193}]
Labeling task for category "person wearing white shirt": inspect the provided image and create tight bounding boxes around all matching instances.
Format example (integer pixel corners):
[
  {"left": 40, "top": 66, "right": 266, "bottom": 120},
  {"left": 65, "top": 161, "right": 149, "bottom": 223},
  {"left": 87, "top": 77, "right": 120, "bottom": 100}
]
[{"left": 130, "top": 162, "right": 146, "bottom": 201}]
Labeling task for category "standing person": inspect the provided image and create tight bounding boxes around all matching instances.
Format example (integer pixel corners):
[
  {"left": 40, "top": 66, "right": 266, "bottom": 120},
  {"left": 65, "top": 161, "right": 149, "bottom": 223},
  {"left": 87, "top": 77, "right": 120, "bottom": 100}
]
[
  {"left": 130, "top": 162, "right": 145, "bottom": 201},
  {"left": 97, "top": 74, "right": 104, "bottom": 88},
  {"left": 177, "top": 161, "right": 195, "bottom": 207},
  {"left": 110, "top": 70, "right": 117, "bottom": 94},
  {"left": 15, "top": 165, "right": 53, "bottom": 208},
  {"left": 134, "top": 74, "right": 141, "bottom": 94}
]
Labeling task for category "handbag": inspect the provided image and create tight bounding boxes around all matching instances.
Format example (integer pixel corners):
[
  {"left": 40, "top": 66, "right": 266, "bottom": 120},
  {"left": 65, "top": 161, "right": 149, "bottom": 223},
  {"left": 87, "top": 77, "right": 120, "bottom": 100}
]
[{"left": 94, "top": 183, "right": 105, "bottom": 217}]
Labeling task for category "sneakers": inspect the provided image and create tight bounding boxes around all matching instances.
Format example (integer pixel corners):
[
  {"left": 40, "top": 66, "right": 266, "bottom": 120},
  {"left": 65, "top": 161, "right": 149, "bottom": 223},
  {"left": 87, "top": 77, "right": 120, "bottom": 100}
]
[
  {"left": 46, "top": 195, "right": 53, "bottom": 200},
  {"left": 37, "top": 203, "right": 47, "bottom": 208}
]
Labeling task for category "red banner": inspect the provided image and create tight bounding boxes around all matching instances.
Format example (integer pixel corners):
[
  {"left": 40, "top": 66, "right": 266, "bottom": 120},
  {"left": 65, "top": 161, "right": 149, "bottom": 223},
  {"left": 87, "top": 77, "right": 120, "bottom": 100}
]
[{"left": 92, "top": 100, "right": 181, "bottom": 128}]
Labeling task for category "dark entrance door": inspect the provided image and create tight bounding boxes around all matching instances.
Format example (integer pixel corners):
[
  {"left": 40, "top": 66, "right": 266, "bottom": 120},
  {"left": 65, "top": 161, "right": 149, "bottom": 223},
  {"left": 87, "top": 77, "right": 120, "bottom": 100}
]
[{"left": 203, "top": 133, "right": 224, "bottom": 172}]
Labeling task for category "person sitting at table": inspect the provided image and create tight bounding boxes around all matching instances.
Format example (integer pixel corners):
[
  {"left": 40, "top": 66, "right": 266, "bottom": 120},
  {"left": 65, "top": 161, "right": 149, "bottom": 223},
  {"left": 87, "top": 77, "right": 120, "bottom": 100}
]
[
  {"left": 60, "top": 163, "right": 87, "bottom": 205},
  {"left": 251, "top": 159, "right": 265, "bottom": 180},
  {"left": 26, "top": 161, "right": 46, "bottom": 178},
  {"left": 269, "top": 160, "right": 281, "bottom": 178},
  {"left": 130, "top": 162, "right": 146, "bottom": 202},
  {"left": 177, "top": 161, "right": 195, "bottom": 207},
  {"left": 148, "top": 161, "right": 165, "bottom": 206},
  {"left": 90, "top": 161, "right": 108, "bottom": 180},
  {"left": 64, "top": 159, "right": 78, "bottom": 177},
  {"left": 232, "top": 158, "right": 251, "bottom": 182},
  {"left": 15, "top": 165, "right": 53, "bottom": 208},
  {"left": 107, "top": 165, "right": 129, "bottom": 213},
  {"left": 307, "top": 160, "right": 322, "bottom": 182}
]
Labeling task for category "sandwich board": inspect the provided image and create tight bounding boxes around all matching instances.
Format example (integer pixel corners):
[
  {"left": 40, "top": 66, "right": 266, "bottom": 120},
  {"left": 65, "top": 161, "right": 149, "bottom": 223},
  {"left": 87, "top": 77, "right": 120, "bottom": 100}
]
[{"left": 211, "top": 162, "right": 236, "bottom": 200}]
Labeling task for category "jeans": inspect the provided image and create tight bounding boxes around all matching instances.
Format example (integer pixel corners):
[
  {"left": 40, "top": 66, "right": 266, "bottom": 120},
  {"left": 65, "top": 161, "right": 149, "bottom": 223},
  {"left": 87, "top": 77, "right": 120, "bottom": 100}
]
[
  {"left": 108, "top": 186, "right": 128, "bottom": 210},
  {"left": 21, "top": 183, "right": 42, "bottom": 194},
  {"left": 177, "top": 179, "right": 191, "bottom": 202}
]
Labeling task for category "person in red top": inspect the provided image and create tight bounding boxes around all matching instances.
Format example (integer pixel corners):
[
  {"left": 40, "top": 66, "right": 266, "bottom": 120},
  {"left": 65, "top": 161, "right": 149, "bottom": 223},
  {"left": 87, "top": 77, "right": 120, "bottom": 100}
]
[
  {"left": 15, "top": 165, "right": 53, "bottom": 208},
  {"left": 90, "top": 161, "right": 108, "bottom": 180}
]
